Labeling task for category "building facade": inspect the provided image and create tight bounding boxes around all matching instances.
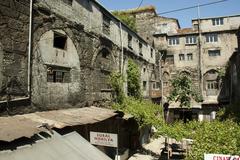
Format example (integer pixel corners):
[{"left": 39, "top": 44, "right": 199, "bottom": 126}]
[
  {"left": 121, "top": 6, "right": 240, "bottom": 121},
  {"left": 0, "top": 0, "right": 160, "bottom": 114}
]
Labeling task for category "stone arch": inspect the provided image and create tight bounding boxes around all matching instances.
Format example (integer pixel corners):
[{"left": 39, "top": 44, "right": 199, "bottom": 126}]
[
  {"left": 203, "top": 69, "right": 219, "bottom": 96},
  {"left": 92, "top": 47, "right": 115, "bottom": 93},
  {"left": 91, "top": 46, "right": 116, "bottom": 68},
  {"left": 32, "top": 29, "right": 81, "bottom": 107}
]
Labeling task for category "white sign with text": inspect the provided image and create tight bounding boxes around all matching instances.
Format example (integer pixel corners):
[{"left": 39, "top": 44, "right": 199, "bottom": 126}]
[
  {"left": 90, "top": 131, "right": 118, "bottom": 148},
  {"left": 204, "top": 153, "right": 240, "bottom": 160}
]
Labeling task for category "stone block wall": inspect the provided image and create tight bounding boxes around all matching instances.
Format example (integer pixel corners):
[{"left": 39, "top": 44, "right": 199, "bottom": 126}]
[{"left": 0, "top": 0, "right": 30, "bottom": 101}]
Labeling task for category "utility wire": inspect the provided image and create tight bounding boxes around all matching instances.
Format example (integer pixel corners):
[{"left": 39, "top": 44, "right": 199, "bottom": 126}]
[
  {"left": 158, "top": 0, "right": 229, "bottom": 15},
  {"left": 137, "top": 0, "right": 144, "bottom": 9}
]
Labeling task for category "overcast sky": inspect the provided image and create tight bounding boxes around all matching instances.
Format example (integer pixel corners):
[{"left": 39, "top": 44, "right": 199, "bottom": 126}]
[{"left": 98, "top": 0, "right": 240, "bottom": 28}]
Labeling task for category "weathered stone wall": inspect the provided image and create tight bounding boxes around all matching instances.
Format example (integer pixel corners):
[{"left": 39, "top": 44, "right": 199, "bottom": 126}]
[
  {"left": 0, "top": 0, "right": 158, "bottom": 113},
  {"left": 219, "top": 29, "right": 240, "bottom": 104},
  {"left": 0, "top": 0, "right": 30, "bottom": 101},
  {"left": 134, "top": 10, "right": 179, "bottom": 45}
]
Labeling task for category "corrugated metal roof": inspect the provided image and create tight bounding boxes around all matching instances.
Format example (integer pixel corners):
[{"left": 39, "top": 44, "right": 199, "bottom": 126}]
[
  {"left": 0, "top": 106, "right": 118, "bottom": 142},
  {"left": 0, "top": 131, "right": 112, "bottom": 160}
]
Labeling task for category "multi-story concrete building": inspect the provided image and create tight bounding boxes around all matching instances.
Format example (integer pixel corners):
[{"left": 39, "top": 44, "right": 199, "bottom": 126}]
[{"left": 120, "top": 6, "right": 240, "bottom": 121}]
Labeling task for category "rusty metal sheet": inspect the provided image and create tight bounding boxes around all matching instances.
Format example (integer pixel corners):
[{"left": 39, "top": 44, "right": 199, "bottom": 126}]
[
  {"left": 0, "top": 116, "right": 46, "bottom": 142},
  {"left": 0, "top": 107, "right": 117, "bottom": 142},
  {"left": 0, "top": 131, "right": 112, "bottom": 160}
]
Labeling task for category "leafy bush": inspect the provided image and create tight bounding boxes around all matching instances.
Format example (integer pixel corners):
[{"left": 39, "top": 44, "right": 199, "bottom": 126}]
[
  {"left": 127, "top": 59, "right": 142, "bottom": 99},
  {"left": 109, "top": 72, "right": 125, "bottom": 104},
  {"left": 186, "top": 120, "right": 240, "bottom": 160},
  {"left": 157, "top": 120, "right": 240, "bottom": 159},
  {"left": 112, "top": 11, "right": 137, "bottom": 32},
  {"left": 113, "top": 97, "right": 164, "bottom": 127},
  {"left": 168, "top": 74, "right": 203, "bottom": 108}
]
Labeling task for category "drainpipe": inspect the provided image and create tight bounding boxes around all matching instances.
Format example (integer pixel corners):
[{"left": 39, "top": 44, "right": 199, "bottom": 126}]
[
  {"left": 119, "top": 22, "right": 124, "bottom": 74},
  {"left": 159, "top": 53, "right": 164, "bottom": 107},
  {"left": 27, "top": 0, "right": 33, "bottom": 98},
  {"left": 197, "top": 3, "right": 203, "bottom": 97}
]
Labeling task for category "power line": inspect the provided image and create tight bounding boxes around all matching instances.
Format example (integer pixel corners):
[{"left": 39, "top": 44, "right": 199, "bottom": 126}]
[
  {"left": 137, "top": 0, "right": 144, "bottom": 9},
  {"left": 158, "top": 0, "right": 229, "bottom": 15}
]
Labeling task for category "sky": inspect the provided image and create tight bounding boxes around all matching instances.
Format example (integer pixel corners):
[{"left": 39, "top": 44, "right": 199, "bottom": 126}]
[{"left": 98, "top": 0, "right": 240, "bottom": 28}]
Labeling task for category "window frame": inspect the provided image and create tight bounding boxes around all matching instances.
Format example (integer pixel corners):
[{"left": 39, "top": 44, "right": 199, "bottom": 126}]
[
  {"left": 165, "top": 55, "right": 174, "bottom": 65},
  {"left": 47, "top": 66, "right": 71, "bottom": 83},
  {"left": 212, "top": 18, "right": 224, "bottom": 26},
  {"left": 206, "top": 34, "right": 218, "bottom": 43},
  {"left": 53, "top": 32, "right": 68, "bottom": 50},
  {"left": 187, "top": 53, "right": 193, "bottom": 61},
  {"left": 128, "top": 34, "right": 133, "bottom": 49},
  {"left": 185, "top": 36, "right": 197, "bottom": 45},
  {"left": 208, "top": 50, "right": 221, "bottom": 57},
  {"left": 179, "top": 54, "right": 185, "bottom": 61},
  {"left": 143, "top": 81, "right": 147, "bottom": 91},
  {"left": 168, "top": 37, "right": 180, "bottom": 46}
]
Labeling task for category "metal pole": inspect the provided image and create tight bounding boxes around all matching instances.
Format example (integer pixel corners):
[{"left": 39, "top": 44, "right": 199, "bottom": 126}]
[
  {"left": 119, "top": 22, "right": 124, "bottom": 74},
  {"left": 197, "top": 2, "right": 203, "bottom": 96},
  {"left": 27, "top": 0, "right": 33, "bottom": 98}
]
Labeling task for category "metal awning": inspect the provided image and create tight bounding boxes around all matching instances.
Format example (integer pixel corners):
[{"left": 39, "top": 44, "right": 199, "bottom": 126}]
[
  {"left": 0, "top": 131, "right": 112, "bottom": 160},
  {"left": 0, "top": 106, "right": 118, "bottom": 142}
]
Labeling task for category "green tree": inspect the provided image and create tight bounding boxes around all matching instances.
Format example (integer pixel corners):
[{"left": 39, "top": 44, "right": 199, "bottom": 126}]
[
  {"left": 168, "top": 74, "right": 203, "bottom": 108},
  {"left": 127, "top": 59, "right": 141, "bottom": 99}
]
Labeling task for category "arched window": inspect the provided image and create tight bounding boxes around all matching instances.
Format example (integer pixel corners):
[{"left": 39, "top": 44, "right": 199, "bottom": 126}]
[
  {"left": 204, "top": 70, "right": 219, "bottom": 96},
  {"left": 94, "top": 48, "right": 113, "bottom": 91}
]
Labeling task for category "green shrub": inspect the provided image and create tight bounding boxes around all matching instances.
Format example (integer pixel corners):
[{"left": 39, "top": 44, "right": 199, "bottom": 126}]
[
  {"left": 127, "top": 59, "right": 142, "bottom": 99},
  {"left": 112, "top": 11, "right": 137, "bottom": 32},
  {"left": 109, "top": 72, "right": 125, "bottom": 104},
  {"left": 113, "top": 97, "right": 164, "bottom": 127}
]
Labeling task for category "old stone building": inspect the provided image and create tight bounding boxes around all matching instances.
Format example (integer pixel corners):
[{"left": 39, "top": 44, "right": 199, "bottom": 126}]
[
  {"left": 220, "top": 27, "right": 240, "bottom": 105},
  {"left": 119, "top": 6, "right": 240, "bottom": 121},
  {"left": 0, "top": 0, "right": 160, "bottom": 114}
]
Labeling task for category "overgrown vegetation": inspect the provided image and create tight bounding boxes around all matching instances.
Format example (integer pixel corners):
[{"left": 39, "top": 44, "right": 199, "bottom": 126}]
[
  {"left": 109, "top": 72, "right": 125, "bottom": 104},
  {"left": 109, "top": 60, "right": 240, "bottom": 159},
  {"left": 127, "top": 59, "right": 142, "bottom": 99},
  {"left": 168, "top": 74, "right": 203, "bottom": 108},
  {"left": 112, "top": 11, "right": 137, "bottom": 32},
  {"left": 113, "top": 97, "right": 164, "bottom": 127}
]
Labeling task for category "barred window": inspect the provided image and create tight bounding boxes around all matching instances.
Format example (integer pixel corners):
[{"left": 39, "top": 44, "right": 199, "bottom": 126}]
[{"left": 47, "top": 66, "right": 70, "bottom": 83}]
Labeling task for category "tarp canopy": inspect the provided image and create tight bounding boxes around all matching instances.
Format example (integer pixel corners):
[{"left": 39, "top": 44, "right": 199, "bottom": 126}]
[
  {"left": 0, "top": 131, "right": 112, "bottom": 160},
  {"left": 0, "top": 106, "right": 118, "bottom": 142}
]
